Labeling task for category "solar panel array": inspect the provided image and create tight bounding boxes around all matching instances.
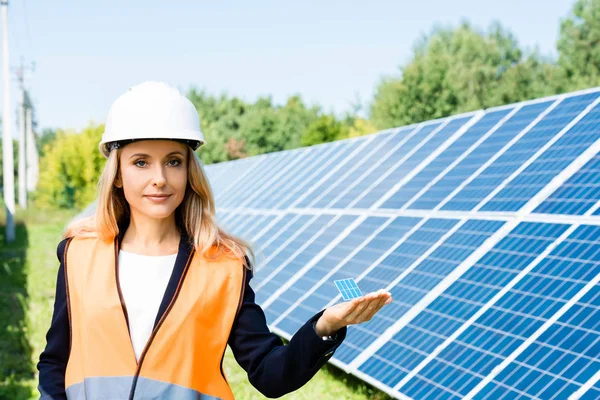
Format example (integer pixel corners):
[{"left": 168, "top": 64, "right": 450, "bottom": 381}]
[{"left": 206, "top": 87, "right": 600, "bottom": 400}]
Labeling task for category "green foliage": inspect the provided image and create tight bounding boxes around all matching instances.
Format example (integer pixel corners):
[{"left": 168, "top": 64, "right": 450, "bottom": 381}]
[
  {"left": 34, "top": 124, "right": 105, "bottom": 209},
  {"left": 37, "top": 128, "right": 57, "bottom": 158},
  {"left": 370, "top": 22, "right": 560, "bottom": 129},
  {"left": 187, "top": 89, "right": 325, "bottom": 163},
  {"left": 301, "top": 115, "right": 348, "bottom": 146},
  {"left": 558, "top": 0, "right": 600, "bottom": 89}
]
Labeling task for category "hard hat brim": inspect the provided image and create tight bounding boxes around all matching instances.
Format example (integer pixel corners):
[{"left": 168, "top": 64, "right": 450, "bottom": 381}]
[{"left": 99, "top": 137, "right": 205, "bottom": 159}]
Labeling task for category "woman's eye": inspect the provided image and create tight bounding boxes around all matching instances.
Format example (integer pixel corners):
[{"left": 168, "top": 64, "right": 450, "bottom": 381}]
[
  {"left": 134, "top": 160, "right": 147, "bottom": 167},
  {"left": 168, "top": 159, "right": 182, "bottom": 167}
]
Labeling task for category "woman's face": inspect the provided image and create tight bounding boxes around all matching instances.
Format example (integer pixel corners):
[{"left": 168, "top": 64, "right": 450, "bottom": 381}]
[{"left": 117, "top": 140, "right": 188, "bottom": 221}]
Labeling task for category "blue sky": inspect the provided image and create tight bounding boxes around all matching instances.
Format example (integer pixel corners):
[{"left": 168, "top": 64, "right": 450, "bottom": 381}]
[{"left": 1, "top": 0, "right": 574, "bottom": 135}]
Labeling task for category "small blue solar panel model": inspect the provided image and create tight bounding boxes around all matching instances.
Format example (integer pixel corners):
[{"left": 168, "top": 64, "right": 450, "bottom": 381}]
[{"left": 334, "top": 278, "right": 363, "bottom": 301}]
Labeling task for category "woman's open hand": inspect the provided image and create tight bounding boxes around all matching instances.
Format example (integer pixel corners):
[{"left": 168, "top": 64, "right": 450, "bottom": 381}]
[{"left": 315, "top": 289, "right": 393, "bottom": 337}]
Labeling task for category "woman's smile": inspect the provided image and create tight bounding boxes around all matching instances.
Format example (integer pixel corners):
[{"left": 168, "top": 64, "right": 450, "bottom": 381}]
[{"left": 144, "top": 193, "right": 172, "bottom": 203}]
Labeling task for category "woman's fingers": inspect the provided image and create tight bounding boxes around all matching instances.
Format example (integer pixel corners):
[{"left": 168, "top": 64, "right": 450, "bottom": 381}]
[
  {"left": 344, "top": 296, "right": 371, "bottom": 321},
  {"left": 355, "top": 290, "right": 385, "bottom": 321},
  {"left": 359, "top": 291, "right": 390, "bottom": 321},
  {"left": 346, "top": 290, "right": 390, "bottom": 323}
]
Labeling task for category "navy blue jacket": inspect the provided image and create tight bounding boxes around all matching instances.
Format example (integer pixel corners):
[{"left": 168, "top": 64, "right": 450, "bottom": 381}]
[{"left": 37, "top": 229, "right": 346, "bottom": 399}]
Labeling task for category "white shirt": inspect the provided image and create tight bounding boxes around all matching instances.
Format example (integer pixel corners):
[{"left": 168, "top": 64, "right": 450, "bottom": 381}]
[{"left": 118, "top": 249, "right": 177, "bottom": 361}]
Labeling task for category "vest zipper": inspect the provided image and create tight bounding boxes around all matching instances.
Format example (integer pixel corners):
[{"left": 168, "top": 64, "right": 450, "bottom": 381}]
[
  {"left": 127, "top": 246, "right": 194, "bottom": 400},
  {"left": 114, "top": 237, "right": 132, "bottom": 336},
  {"left": 220, "top": 265, "right": 247, "bottom": 385}
]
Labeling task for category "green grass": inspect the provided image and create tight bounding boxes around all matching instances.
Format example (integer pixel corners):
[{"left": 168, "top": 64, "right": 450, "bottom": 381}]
[{"left": 0, "top": 207, "right": 393, "bottom": 400}]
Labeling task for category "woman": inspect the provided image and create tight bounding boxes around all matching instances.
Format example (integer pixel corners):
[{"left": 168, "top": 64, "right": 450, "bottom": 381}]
[{"left": 37, "top": 81, "right": 393, "bottom": 400}]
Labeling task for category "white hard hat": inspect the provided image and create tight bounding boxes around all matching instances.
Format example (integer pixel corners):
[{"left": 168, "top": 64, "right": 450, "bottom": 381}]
[{"left": 98, "top": 81, "right": 205, "bottom": 158}]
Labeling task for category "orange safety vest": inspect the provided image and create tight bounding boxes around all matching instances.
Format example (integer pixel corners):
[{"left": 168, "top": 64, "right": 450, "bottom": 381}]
[{"left": 63, "top": 235, "right": 246, "bottom": 400}]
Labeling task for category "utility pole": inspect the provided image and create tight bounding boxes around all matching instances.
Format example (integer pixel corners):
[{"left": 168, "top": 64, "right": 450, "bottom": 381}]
[
  {"left": 17, "top": 59, "right": 26, "bottom": 208},
  {"left": 25, "top": 97, "right": 37, "bottom": 193},
  {"left": 1, "top": 0, "right": 15, "bottom": 242}
]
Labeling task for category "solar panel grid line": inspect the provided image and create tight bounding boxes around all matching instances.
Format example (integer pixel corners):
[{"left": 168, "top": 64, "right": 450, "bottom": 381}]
[
  {"left": 322, "top": 217, "right": 432, "bottom": 310},
  {"left": 533, "top": 151, "right": 600, "bottom": 216},
  {"left": 321, "top": 119, "right": 449, "bottom": 210},
  {"left": 398, "top": 105, "right": 523, "bottom": 212},
  {"left": 219, "top": 213, "right": 249, "bottom": 236},
  {"left": 254, "top": 144, "right": 339, "bottom": 209},
  {"left": 214, "top": 155, "right": 265, "bottom": 204},
  {"left": 462, "top": 249, "right": 600, "bottom": 399},
  {"left": 511, "top": 135, "right": 600, "bottom": 219},
  {"left": 225, "top": 212, "right": 262, "bottom": 237},
  {"left": 221, "top": 207, "right": 600, "bottom": 229},
  {"left": 234, "top": 148, "right": 312, "bottom": 209},
  {"left": 236, "top": 214, "right": 274, "bottom": 240},
  {"left": 573, "top": 369, "right": 600, "bottom": 399},
  {"left": 249, "top": 214, "right": 309, "bottom": 270},
  {"left": 270, "top": 216, "right": 397, "bottom": 326},
  {"left": 367, "top": 111, "right": 485, "bottom": 210},
  {"left": 221, "top": 151, "right": 297, "bottom": 208},
  {"left": 277, "top": 137, "right": 374, "bottom": 209},
  {"left": 391, "top": 222, "right": 578, "bottom": 393},
  {"left": 253, "top": 213, "right": 324, "bottom": 289},
  {"left": 258, "top": 215, "right": 367, "bottom": 309},
  {"left": 348, "top": 218, "right": 474, "bottom": 370},
  {"left": 473, "top": 94, "right": 600, "bottom": 213},
  {"left": 303, "top": 129, "right": 403, "bottom": 208},
  {"left": 248, "top": 213, "right": 291, "bottom": 243}
]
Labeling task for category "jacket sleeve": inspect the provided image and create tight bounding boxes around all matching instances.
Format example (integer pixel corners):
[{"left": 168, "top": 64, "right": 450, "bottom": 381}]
[
  {"left": 228, "top": 259, "right": 347, "bottom": 398},
  {"left": 37, "top": 238, "right": 71, "bottom": 400}
]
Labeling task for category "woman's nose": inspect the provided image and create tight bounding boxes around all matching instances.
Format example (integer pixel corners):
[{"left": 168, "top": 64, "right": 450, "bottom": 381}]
[{"left": 152, "top": 166, "right": 167, "bottom": 187}]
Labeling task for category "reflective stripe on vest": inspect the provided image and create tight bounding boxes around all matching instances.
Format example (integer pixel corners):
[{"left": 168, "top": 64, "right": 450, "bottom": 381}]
[{"left": 63, "top": 236, "right": 245, "bottom": 400}]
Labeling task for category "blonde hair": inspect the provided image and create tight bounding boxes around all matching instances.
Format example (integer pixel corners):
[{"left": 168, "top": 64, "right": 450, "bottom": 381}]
[{"left": 64, "top": 145, "right": 254, "bottom": 269}]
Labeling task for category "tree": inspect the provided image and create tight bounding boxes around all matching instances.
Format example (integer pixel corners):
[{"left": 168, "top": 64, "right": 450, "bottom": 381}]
[
  {"left": 301, "top": 115, "right": 348, "bottom": 146},
  {"left": 187, "top": 88, "right": 324, "bottom": 163},
  {"left": 35, "top": 124, "right": 105, "bottom": 209},
  {"left": 370, "top": 21, "right": 556, "bottom": 129},
  {"left": 38, "top": 128, "right": 57, "bottom": 157},
  {"left": 557, "top": 0, "right": 600, "bottom": 89}
]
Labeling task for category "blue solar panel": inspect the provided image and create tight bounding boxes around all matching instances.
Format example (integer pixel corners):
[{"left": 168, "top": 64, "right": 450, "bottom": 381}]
[
  {"left": 349, "top": 118, "right": 472, "bottom": 209},
  {"left": 220, "top": 152, "right": 292, "bottom": 208},
  {"left": 481, "top": 100, "right": 600, "bottom": 212},
  {"left": 404, "top": 102, "right": 554, "bottom": 211},
  {"left": 358, "top": 222, "right": 569, "bottom": 389},
  {"left": 299, "top": 129, "right": 407, "bottom": 209},
  {"left": 335, "top": 279, "right": 364, "bottom": 300},
  {"left": 261, "top": 215, "right": 376, "bottom": 323},
  {"left": 239, "top": 214, "right": 278, "bottom": 241},
  {"left": 442, "top": 92, "right": 599, "bottom": 211},
  {"left": 396, "top": 225, "right": 600, "bottom": 399},
  {"left": 247, "top": 145, "right": 332, "bottom": 209},
  {"left": 204, "top": 89, "right": 600, "bottom": 400},
  {"left": 254, "top": 214, "right": 337, "bottom": 306},
  {"left": 326, "top": 120, "right": 445, "bottom": 209},
  {"left": 534, "top": 153, "right": 600, "bottom": 215},
  {"left": 277, "top": 140, "right": 367, "bottom": 209},
  {"left": 381, "top": 109, "right": 513, "bottom": 210},
  {"left": 273, "top": 216, "right": 421, "bottom": 336}
]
